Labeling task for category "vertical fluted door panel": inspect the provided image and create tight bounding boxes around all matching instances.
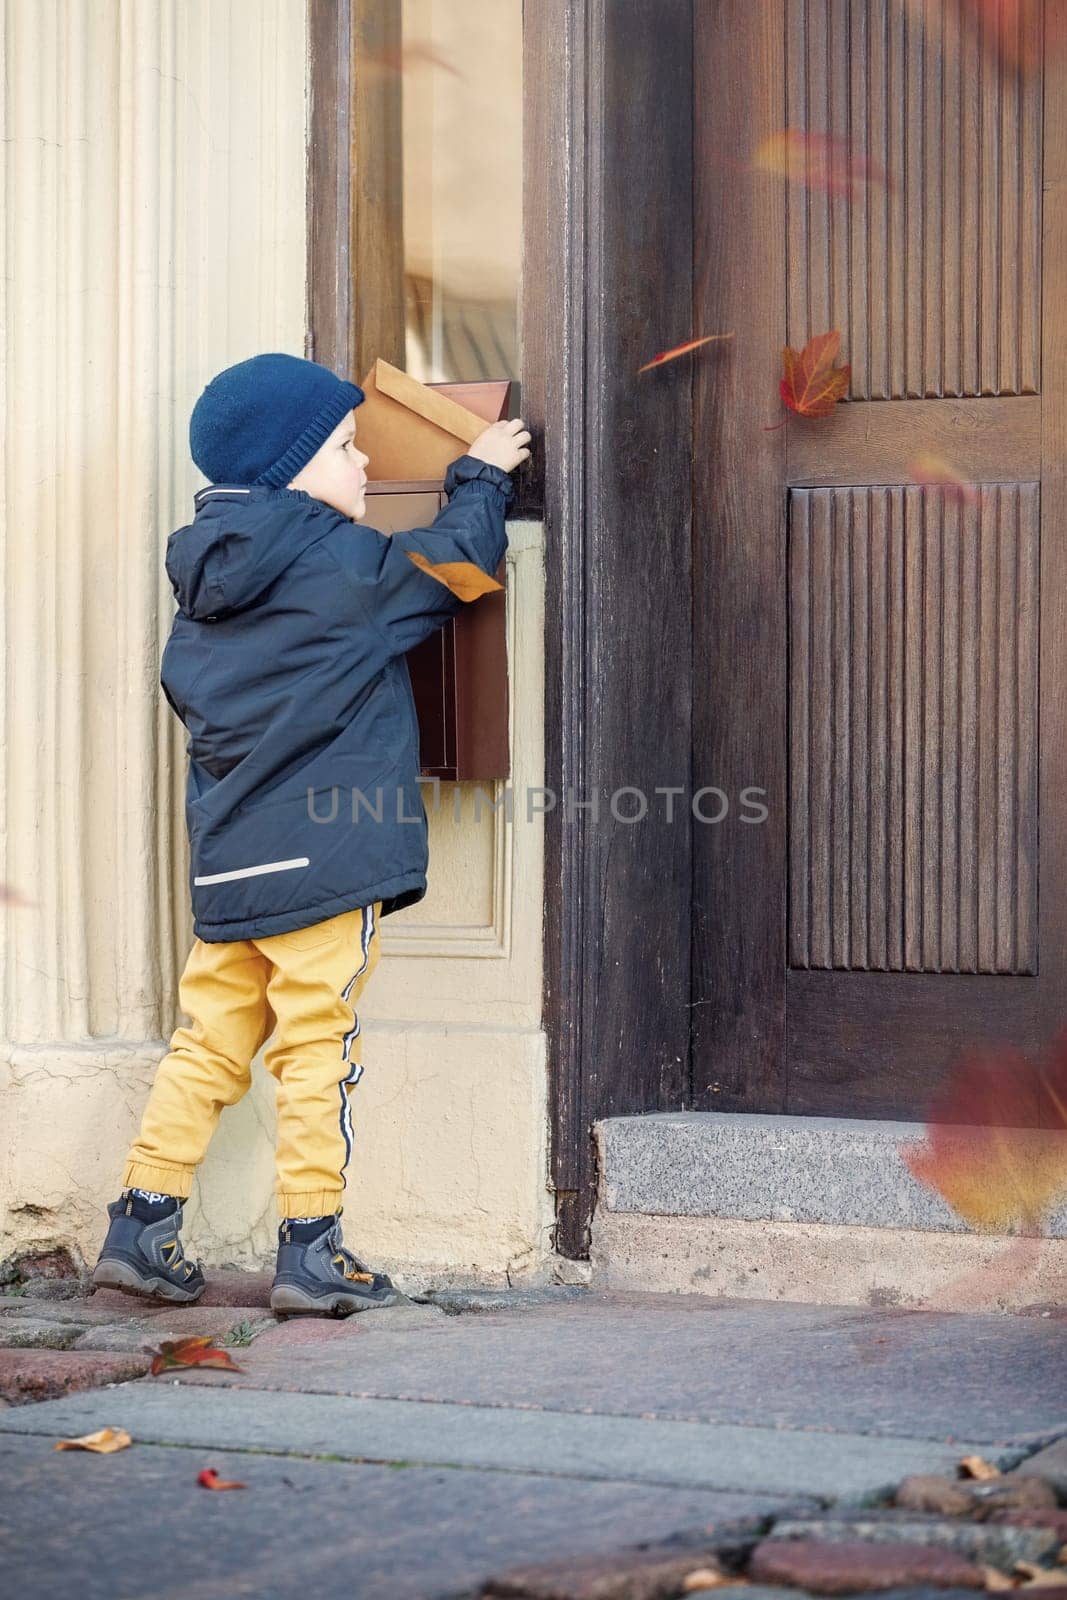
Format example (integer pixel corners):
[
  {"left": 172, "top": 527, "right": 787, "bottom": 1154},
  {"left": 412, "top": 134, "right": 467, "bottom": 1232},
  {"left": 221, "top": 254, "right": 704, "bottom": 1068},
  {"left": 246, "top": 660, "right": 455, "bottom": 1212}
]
[
  {"left": 784, "top": 0, "right": 1041, "bottom": 397},
  {"left": 788, "top": 483, "right": 1039, "bottom": 975}
]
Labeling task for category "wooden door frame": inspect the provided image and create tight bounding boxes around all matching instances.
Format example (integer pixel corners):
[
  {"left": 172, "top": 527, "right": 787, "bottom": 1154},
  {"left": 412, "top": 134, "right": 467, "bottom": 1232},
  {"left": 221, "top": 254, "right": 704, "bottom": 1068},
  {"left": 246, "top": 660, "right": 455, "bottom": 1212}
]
[{"left": 307, "top": 0, "right": 696, "bottom": 1259}]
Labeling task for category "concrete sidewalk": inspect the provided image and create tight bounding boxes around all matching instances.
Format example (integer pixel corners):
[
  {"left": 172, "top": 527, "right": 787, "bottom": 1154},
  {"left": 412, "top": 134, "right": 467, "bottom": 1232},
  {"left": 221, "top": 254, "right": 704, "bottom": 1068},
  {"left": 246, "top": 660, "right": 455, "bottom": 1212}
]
[{"left": 0, "top": 1286, "right": 1063, "bottom": 1598}]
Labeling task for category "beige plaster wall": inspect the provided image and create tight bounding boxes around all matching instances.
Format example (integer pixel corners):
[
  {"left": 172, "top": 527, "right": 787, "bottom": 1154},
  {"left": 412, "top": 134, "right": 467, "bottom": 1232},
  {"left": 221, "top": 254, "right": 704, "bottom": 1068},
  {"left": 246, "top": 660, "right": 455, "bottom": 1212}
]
[{"left": 0, "top": 0, "right": 552, "bottom": 1284}]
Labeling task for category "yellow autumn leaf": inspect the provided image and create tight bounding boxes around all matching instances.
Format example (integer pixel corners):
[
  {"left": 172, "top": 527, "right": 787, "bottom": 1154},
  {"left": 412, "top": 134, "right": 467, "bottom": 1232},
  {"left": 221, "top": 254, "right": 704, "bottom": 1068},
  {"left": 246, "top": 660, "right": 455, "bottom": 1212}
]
[
  {"left": 54, "top": 1427, "right": 133, "bottom": 1454},
  {"left": 405, "top": 550, "right": 503, "bottom": 601},
  {"left": 959, "top": 1454, "right": 1001, "bottom": 1480}
]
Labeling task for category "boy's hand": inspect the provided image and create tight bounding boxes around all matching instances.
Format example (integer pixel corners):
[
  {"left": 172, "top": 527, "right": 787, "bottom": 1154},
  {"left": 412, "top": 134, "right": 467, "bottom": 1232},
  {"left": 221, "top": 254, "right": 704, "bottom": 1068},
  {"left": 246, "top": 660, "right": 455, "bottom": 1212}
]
[{"left": 466, "top": 418, "right": 532, "bottom": 474}]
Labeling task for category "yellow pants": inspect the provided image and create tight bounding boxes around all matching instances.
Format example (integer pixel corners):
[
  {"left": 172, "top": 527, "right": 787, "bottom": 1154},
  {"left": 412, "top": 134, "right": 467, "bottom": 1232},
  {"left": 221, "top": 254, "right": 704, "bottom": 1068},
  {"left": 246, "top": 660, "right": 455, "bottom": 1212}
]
[{"left": 122, "top": 902, "right": 383, "bottom": 1219}]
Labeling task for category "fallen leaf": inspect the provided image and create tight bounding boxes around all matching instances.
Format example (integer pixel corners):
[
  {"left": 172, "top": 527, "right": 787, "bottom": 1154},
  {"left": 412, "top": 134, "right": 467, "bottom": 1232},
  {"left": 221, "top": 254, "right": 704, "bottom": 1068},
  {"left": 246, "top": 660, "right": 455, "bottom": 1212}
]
[
  {"left": 150, "top": 1335, "right": 244, "bottom": 1377},
  {"left": 779, "top": 330, "right": 851, "bottom": 419},
  {"left": 54, "top": 1427, "right": 133, "bottom": 1454},
  {"left": 682, "top": 1570, "right": 734, "bottom": 1592},
  {"left": 982, "top": 1566, "right": 1017, "bottom": 1591},
  {"left": 637, "top": 333, "right": 734, "bottom": 373},
  {"left": 1017, "top": 1561, "right": 1067, "bottom": 1587},
  {"left": 405, "top": 551, "right": 503, "bottom": 602},
  {"left": 908, "top": 451, "right": 980, "bottom": 505},
  {"left": 960, "top": 1454, "right": 1003, "bottom": 1480},
  {"left": 902, "top": 1026, "right": 1067, "bottom": 1234},
  {"left": 753, "top": 128, "right": 895, "bottom": 198},
  {"left": 197, "top": 1467, "right": 246, "bottom": 1491}
]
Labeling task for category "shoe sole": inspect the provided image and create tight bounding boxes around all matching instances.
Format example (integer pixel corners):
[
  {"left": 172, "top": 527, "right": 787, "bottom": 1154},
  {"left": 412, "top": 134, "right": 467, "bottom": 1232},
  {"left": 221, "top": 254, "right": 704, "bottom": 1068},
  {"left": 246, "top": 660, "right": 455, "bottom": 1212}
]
[
  {"left": 269, "top": 1283, "right": 402, "bottom": 1317},
  {"left": 93, "top": 1257, "right": 205, "bottom": 1305}
]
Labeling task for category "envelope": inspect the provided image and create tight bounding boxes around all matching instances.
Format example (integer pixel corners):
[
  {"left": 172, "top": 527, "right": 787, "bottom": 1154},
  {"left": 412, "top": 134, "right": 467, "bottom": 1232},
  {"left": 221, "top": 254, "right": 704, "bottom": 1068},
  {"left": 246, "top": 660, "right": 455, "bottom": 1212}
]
[{"left": 357, "top": 358, "right": 510, "bottom": 484}]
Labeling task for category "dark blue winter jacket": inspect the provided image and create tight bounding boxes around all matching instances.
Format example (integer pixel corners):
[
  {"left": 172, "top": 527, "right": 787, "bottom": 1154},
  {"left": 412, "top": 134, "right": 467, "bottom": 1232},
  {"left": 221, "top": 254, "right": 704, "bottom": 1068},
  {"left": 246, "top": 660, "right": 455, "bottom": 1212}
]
[{"left": 161, "top": 453, "right": 514, "bottom": 942}]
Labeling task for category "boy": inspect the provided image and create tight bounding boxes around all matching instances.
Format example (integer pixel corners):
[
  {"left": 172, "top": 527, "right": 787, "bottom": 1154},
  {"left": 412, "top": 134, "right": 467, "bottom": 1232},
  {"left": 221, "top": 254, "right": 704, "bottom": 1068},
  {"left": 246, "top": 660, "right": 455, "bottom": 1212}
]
[{"left": 93, "top": 352, "right": 531, "bottom": 1316}]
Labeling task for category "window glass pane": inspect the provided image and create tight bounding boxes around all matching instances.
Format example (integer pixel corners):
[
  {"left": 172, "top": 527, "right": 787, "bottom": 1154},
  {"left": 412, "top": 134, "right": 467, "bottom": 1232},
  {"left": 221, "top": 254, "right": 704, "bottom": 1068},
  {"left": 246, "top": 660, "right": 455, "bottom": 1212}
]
[{"left": 388, "top": 0, "right": 522, "bottom": 394}]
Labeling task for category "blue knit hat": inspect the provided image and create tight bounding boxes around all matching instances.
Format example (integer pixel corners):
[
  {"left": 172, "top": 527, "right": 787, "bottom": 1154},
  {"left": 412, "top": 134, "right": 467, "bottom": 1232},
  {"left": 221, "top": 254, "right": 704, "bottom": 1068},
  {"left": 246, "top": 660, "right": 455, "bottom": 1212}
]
[{"left": 189, "top": 352, "right": 365, "bottom": 488}]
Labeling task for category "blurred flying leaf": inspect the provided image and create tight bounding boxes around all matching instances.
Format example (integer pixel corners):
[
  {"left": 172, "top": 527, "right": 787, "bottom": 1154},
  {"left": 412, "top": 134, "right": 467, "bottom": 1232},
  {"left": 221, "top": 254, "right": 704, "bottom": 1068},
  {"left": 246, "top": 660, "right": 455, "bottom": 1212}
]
[
  {"left": 637, "top": 333, "right": 734, "bottom": 373},
  {"left": 0, "top": 883, "right": 37, "bottom": 908},
  {"left": 901, "top": 1026, "right": 1067, "bottom": 1233},
  {"left": 908, "top": 451, "right": 980, "bottom": 505},
  {"left": 903, "top": 0, "right": 1054, "bottom": 75},
  {"left": 359, "top": 38, "right": 463, "bottom": 81},
  {"left": 752, "top": 128, "right": 896, "bottom": 198},
  {"left": 405, "top": 551, "right": 503, "bottom": 601}
]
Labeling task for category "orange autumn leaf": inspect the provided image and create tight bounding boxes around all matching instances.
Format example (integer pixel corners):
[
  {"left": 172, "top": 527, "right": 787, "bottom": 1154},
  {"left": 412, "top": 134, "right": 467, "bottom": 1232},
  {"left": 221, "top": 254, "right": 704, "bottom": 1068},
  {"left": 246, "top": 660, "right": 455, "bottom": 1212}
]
[
  {"left": 908, "top": 451, "right": 979, "bottom": 505},
  {"left": 149, "top": 1335, "right": 243, "bottom": 1377},
  {"left": 901, "top": 1025, "right": 1067, "bottom": 1233},
  {"left": 780, "top": 330, "right": 851, "bottom": 419},
  {"left": 405, "top": 550, "right": 502, "bottom": 602},
  {"left": 54, "top": 1427, "right": 133, "bottom": 1454},
  {"left": 197, "top": 1467, "right": 246, "bottom": 1491},
  {"left": 753, "top": 128, "right": 895, "bottom": 198},
  {"left": 637, "top": 333, "right": 734, "bottom": 373}
]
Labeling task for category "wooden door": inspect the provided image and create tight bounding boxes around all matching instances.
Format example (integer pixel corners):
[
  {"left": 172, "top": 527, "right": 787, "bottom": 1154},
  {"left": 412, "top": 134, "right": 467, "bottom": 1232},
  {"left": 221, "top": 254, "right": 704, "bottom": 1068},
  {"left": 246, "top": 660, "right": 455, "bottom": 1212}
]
[{"left": 692, "top": 0, "right": 1067, "bottom": 1120}]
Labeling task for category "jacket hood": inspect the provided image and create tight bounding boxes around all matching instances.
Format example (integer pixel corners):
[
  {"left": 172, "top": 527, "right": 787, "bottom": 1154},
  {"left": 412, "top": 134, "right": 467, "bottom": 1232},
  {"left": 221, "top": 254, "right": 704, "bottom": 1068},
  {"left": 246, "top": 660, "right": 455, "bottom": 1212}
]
[{"left": 166, "top": 484, "right": 341, "bottom": 620}]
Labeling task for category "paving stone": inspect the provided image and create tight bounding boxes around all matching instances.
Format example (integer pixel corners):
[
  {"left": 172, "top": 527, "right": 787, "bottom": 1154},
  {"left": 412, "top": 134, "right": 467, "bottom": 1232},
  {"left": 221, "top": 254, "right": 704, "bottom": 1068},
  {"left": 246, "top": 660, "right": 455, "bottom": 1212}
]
[
  {"left": 893, "top": 1476, "right": 976, "bottom": 1516},
  {"left": 964, "top": 1474, "right": 1061, "bottom": 1515},
  {"left": 199, "top": 1271, "right": 274, "bottom": 1308},
  {"left": 1014, "top": 1437, "right": 1067, "bottom": 1503},
  {"left": 477, "top": 1544, "right": 734, "bottom": 1599},
  {"left": 0, "top": 1349, "right": 152, "bottom": 1404},
  {"left": 8, "top": 1279, "right": 91, "bottom": 1302},
  {"left": 0, "top": 1319, "right": 87, "bottom": 1351},
  {"left": 987, "top": 1507, "right": 1067, "bottom": 1538},
  {"left": 248, "top": 1317, "right": 348, "bottom": 1349},
  {"left": 747, "top": 1538, "right": 987, "bottom": 1593},
  {"left": 765, "top": 1511, "right": 1060, "bottom": 1569},
  {"left": 0, "top": 1299, "right": 134, "bottom": 1326},
  {"left": 422, "top": 1285, "right": 592, "bottom": 1316},
  {"left": 71, "top": 1307, "right": 276, "bottom": 1354}
]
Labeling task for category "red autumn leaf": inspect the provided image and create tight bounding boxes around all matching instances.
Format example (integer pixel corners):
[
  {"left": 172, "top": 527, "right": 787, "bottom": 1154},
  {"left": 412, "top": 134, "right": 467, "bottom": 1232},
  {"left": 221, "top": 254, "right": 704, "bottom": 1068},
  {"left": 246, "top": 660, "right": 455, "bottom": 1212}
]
[
  {"left": 637, "top": 333, "right": 734, "bottom": 374},
  {"left": 779, "top": 330, "right": 850, "bottom": 419},
  {"left": 404, "top": 550, "right": 503, "bottom": 602},
  {"left": 149, "top": 1335, "right": 243, "bottom": 1377},
  {"left": 901, "top": 1025, "right": 1067, "bottom": 1233},
  {"left": 197, "top": 1467, "right": 246, "bottom": 1491},
  {"left": 753, "top": 128, "right": 896, "bottom": 199}
]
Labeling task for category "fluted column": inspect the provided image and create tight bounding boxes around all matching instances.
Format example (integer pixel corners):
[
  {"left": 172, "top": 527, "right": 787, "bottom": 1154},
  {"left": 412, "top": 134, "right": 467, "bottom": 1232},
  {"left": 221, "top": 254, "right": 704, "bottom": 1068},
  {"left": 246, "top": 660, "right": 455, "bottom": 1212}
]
[{"left": 0, "top": 0, "right": 307, "bottom": 1252}]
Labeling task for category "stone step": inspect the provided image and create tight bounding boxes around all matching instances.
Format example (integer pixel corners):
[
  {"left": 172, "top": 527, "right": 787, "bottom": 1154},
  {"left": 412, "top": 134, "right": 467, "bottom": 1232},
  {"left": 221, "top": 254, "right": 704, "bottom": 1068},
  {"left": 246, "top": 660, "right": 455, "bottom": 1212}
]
[
  {"left": 589, "top": 1113, "right": 1067, "bottom": 1310},
  {"left": 594, "top": 1111, "right": 1067, "bottom": 1235}
]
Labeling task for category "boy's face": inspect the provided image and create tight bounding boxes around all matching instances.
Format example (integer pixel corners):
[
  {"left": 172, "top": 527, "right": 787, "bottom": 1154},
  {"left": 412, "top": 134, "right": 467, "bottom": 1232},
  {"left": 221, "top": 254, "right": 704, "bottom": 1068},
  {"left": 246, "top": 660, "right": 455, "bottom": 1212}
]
[{"left": 286, "top": 410, "right": 370, "bottom": 521}]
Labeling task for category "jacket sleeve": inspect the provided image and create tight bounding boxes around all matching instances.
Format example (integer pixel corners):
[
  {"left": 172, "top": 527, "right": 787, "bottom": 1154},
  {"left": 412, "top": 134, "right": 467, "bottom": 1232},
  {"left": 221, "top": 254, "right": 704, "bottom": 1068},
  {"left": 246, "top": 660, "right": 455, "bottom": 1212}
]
[{"left": 327, "top": 454, "right": 514, "bottom": 658}]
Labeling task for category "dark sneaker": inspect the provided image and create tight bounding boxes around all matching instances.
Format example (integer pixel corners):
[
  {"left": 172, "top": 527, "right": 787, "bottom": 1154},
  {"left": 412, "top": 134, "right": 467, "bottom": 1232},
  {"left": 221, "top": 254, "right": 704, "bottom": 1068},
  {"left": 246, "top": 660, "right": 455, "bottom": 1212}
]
[
  {"left": 270, "top": 1215, "right": 400, "bottom": 1316},
  {"left": 92, "top": 1196, "right": 206, "bottom": 1304}
]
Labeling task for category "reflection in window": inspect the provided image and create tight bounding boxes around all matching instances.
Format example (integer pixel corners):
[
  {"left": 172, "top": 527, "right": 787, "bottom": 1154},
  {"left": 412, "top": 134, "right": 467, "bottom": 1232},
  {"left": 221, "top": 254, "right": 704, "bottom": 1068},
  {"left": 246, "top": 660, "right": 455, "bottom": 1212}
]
[{"left": 356, "top": 0, "right": 521, "bottom": 394}]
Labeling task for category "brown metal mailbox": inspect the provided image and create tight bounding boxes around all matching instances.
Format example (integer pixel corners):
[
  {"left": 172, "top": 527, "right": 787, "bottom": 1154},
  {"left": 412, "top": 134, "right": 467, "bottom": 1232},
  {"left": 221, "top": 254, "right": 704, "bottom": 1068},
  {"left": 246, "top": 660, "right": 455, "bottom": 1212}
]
[{"left": 357, "top": 377, "right": 511, "bottom": 783}]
